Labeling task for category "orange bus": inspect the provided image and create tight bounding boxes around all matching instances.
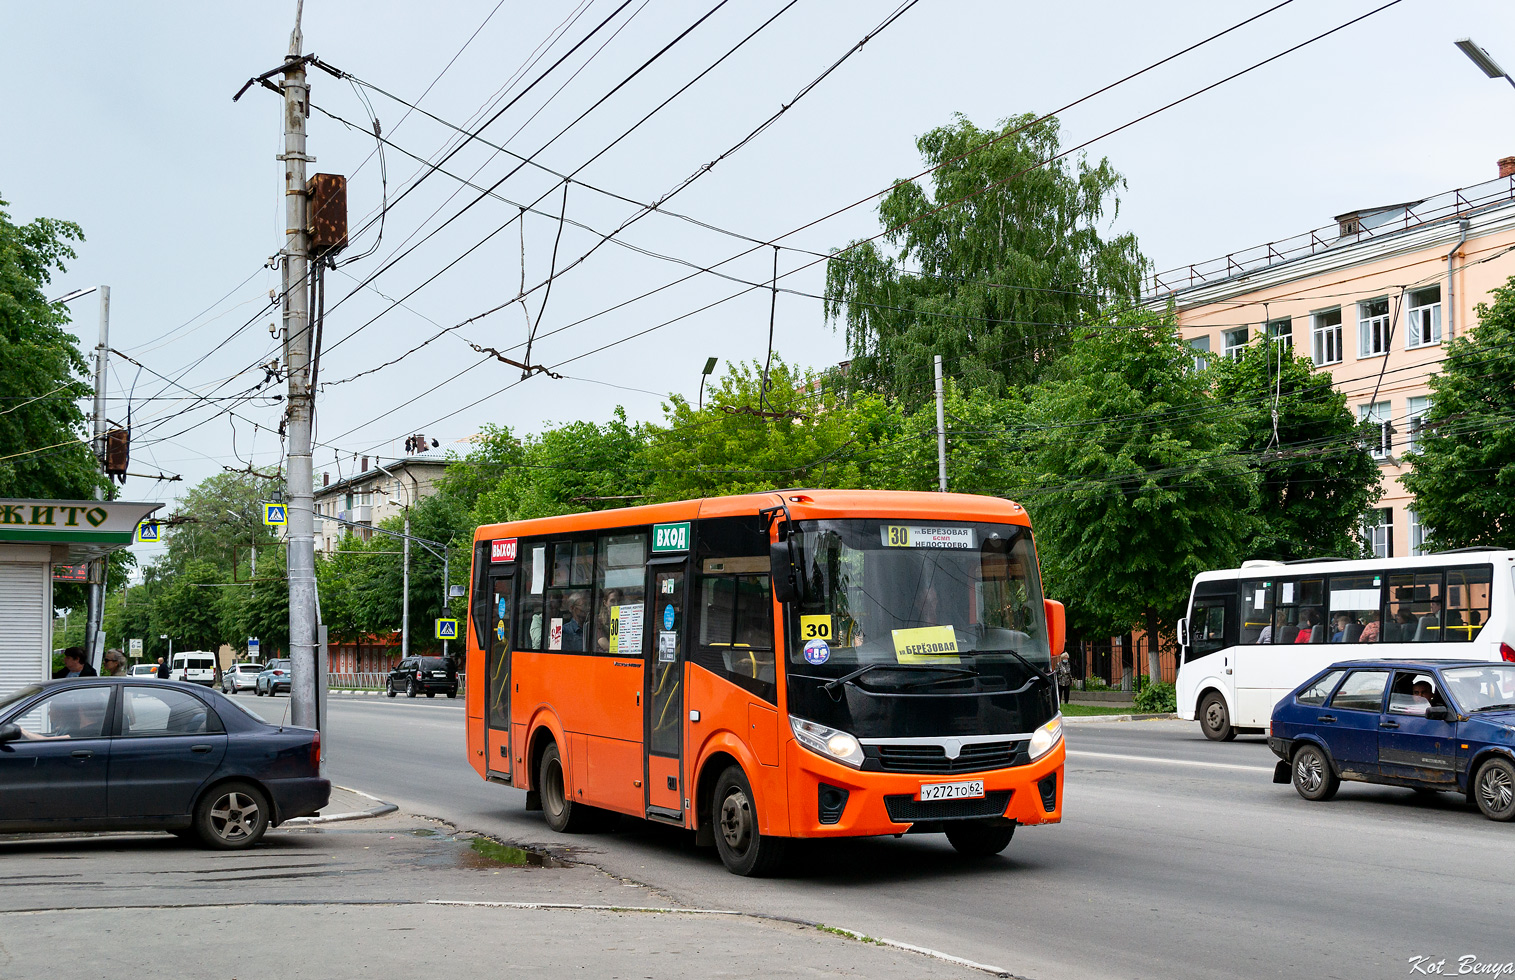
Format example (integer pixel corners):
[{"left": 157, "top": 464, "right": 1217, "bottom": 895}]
[{"left": 464, "top": 489, "right": 1066, "bottom": 875}]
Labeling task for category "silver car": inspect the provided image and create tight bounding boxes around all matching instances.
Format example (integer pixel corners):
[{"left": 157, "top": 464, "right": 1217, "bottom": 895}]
[{"left": 221, "top": 662, "right": 263, "bottom": 694}]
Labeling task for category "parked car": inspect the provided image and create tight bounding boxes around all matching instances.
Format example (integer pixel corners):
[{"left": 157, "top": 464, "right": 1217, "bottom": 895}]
[
  {"left": 386, "top": 656, "right": 457, "bottom": 698},
  {"left": 1270, "top": 659, "right": 1515, "bottom": 821},
  {"left": 221, "top": 662, "right": 263, "bottom": 694},
  {"left": 0, "top": 678, "right": 328, "bottom": 848},
  {"left": 130, "top": 664, "right": 160, "bottom": 677},
  {"left": 256, "top": 660, "right": 292, "bottom": 697}
]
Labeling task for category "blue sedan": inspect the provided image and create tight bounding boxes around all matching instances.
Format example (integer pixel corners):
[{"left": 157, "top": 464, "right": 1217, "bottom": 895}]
[
  {"left": 0, "top": 677, "right": 328, "bottom": 847},
  {"left": 1270, "top": 659, "right": 1515, "bottom": 821}
]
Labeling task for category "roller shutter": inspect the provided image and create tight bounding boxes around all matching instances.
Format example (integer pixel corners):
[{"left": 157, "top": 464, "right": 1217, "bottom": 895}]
[{"left": 0, "top": 561, "right": 49, "bottom": 697}]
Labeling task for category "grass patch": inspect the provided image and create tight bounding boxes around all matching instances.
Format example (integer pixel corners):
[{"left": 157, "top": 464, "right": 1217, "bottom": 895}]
[
  {"left": 1061, "top": 703, "right": 1138, "bottom": 716},
  {"left": 470, "top": 837, "right": 538, "bottom": 866},
  {"left": 817, "top": 925, "right": 882, "bottom": 945}
]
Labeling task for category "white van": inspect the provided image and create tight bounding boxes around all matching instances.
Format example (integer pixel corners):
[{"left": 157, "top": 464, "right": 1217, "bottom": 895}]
[{"left": 171, "top": 651, "right": 217, "bottom": 686}]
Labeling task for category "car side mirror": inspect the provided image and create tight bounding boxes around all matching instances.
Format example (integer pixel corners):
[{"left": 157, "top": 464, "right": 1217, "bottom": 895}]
[
  {"left": 0, "top": 723, "right": 19, "bottom": 744},
  {"left": 1425, "top": 705, "right": 1450, "bottom": 721},
  {"left": 1044, "top": 599, "right": 1066, "bottom": 658}
]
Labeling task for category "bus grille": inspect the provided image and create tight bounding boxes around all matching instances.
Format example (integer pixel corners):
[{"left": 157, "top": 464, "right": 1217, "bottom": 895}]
[
  {"left": 873, "top": 741, "right": 1019, "bottom": 774},
  {"left": 883, "top": 791, "right": 1012, "bottom": 823}
]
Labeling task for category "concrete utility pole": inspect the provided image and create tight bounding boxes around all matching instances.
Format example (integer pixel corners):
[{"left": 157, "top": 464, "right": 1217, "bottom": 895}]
[
  {"left": 280, "top": 11, "right": 319, "bottom": 731},
  {"left": 374, "top": 461, "right": 411, "bottom": 659},
  {"left": 934, "top": 354, "right": 948, "bottom": 492}
]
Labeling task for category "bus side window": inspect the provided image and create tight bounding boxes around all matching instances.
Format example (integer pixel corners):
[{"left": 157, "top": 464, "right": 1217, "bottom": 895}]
[
  {"left": 471, "top": 541, "right": 491, "bottom": 650},
  {"left": 1191, "top": 598, "right": 1230, "bottom": 658},
  {"left": 1239, "top": 580, "right": 1273, "bottom": 644},
  {"left": 1445, "top": 566, "right": 1492, "bottom": 642},
  {"left": 516, "top": 544, "right": 546, "bottom": 651}
]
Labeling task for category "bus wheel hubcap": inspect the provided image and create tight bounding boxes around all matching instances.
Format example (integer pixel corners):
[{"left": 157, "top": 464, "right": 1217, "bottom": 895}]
[
  {"left": 720, "top": 790, "right": 754, "bottom": 852},
  {"left": 1205, "top": 703, "right": 1223, "bottom": 729}
]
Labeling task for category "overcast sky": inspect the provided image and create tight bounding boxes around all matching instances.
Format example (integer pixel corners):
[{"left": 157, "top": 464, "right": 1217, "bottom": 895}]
[{"left": 5, "top": 0, "right": 1514, "bottom": 566}]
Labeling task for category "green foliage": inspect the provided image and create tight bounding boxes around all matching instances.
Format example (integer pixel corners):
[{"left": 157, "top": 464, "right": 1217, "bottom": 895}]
[
  {"left": 0, "top": 195, "right": 106, "bottom": 500},
  {"left": 152, "top": 559, "right": 225, "bottom": 651},
  {"left": 642, "top": 357, "right": 899, "bottom": 501},
  {"left": 474, "top": 408, "right": 650, "bottom": 522},
  {"left": 157, "top": 472, "right": 282, "bottom": 577},
  {"left": 1208, "top": 340, "right": 1380, "bottom": 560},
  {"left": 1401, "top": 277, "right": 1515, "bottom": 549},
  {"left": 1133, "top": 681, "right": 1177, "bottom": 714},
  {"left": 1010, "top": 317, "right": 1257, "bottom": 639},
  {"left": 824, "top": 113, "right": 1147, "bottom": 410}
]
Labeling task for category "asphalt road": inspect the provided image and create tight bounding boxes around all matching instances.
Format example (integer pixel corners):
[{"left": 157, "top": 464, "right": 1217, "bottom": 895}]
[{"left": 241, "top": 693, "right": 1515, "bottom": 980}]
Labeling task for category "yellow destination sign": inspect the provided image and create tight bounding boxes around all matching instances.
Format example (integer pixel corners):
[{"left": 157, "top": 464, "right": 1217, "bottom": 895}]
[{"left": 891, "top": 625, "right": 960, "bottom": 664}]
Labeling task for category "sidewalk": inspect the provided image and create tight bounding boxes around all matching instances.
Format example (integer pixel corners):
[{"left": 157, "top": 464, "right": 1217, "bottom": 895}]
[{"left": 0, "top": 809, "right": 1007, "bottom": 979}]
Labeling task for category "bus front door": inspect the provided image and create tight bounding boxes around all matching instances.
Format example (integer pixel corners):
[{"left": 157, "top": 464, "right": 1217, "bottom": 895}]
[
  {"left": 485, "top": 572, "right": 514, "bottom": 781},
  {"left": 644, "top": 560, "right": 687, "bottom": 823}
]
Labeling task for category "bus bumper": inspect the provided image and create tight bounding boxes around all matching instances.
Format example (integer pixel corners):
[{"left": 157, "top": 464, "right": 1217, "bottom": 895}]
[{"left": 784, "top": 737, "right": 1065, "bottom": 838}]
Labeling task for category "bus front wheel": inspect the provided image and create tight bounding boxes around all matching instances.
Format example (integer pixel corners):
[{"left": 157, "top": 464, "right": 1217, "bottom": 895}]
[
  {"left": 538, "top": 742, "right": 604, "bottom": 834},
  {"left": 712, "top": 766, "right": 787, "bottom": 877},
  {"left": 1199, "top": 692, "right": 1236, "bottom": 742}
]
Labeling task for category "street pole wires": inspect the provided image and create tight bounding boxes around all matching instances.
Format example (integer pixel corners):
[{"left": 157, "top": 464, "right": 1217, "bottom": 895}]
[{"left": 522, "top": 181, "right": 570, "bottom": 378}]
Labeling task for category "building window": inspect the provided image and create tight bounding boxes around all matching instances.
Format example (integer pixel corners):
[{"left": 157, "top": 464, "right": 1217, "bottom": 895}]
[
  {"left": 1406, "top": 395, "right": 1431, "bottom": 453},
  {"left": 1358, "top": 400, "right": 1392, "bottom": 459},
  {"left": 1406, "top": 285, "right": 1442, "bottom": 349},
  {"left": 1311, "top": 308, "right": 1343, "bottom": 366},
  {"left": 1362, "top": 507, "right": 1393, "bottom": 559},
  {"left": 1358, "top": 297, "right": 1390, "bottom": 357},
  {"left": 1188, "top": 336, "right": 1211, "bottom": 372},
  {"left": 1408, "top": 508, "right": 1430, "bottom": 557},
  {"left": 1267, "top": 317, "right": 1293, "bottom": 350},
  {"left": 1223, "top": 326, "right": 1249, "bottom": 360}
]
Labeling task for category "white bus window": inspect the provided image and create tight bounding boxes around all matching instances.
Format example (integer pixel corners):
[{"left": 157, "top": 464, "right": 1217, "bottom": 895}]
[
  {"left": 1240, "top": 580, "right": 1274, "bottom": 644},
  {"left": 1385, "top": 572, "right": 1443, "bottom": 642},
  {"left": 1191, "top": 600, "right": 1228, "bottom": 656},
  {"left": 1275, "top": 577, "right": 1325, "bottom": 644},
  {"left": 1330, "top": 670, "right": 1390, "bottom": 713},
  {"left": 1445, "top": 567, "right": 1493, "bottom": 642},
  {"left": 1327, "top": 574, "right": 1382, "bottom": 643}
]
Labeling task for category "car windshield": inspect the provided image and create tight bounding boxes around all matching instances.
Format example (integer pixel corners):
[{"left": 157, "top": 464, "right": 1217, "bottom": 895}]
[
  {"left": 1442, "top": 665, "right": 1515, "bottom": 711},
  {"left": 788, "top": 519, "right": 1048, "bottom": 679},
  {"left": 0, "top": 685, "right": 43, "bottom": 716}
]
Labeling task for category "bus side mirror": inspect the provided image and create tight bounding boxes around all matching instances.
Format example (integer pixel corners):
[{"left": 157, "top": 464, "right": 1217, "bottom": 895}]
[
  {"left": 1044, "top": 599, "right": 1065, "bottom": 658},
  {"left": 771, "top": 541, "right": 800, "bottom": 603},
  {"left": 1176, "top": 617, "right": 1190, "bottom": 648}
]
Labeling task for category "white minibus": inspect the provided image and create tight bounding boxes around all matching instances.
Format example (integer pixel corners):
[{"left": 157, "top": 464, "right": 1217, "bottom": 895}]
[
  {"left": 1176, "top": 550, "right": 1514, "bottom": 740},
  {"left": 170, "top": 651, "right": 217, "bottom": 686}
]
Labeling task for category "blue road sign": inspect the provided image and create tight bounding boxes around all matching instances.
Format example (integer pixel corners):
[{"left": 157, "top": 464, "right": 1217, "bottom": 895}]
[{"left": 264, "top": 503, "right": 287, "bottom": 526}]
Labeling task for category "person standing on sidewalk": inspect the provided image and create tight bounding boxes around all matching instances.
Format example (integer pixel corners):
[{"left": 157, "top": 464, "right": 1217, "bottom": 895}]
[{"left": 1055, "top": 652, "right": 1073, "bottom": 704}]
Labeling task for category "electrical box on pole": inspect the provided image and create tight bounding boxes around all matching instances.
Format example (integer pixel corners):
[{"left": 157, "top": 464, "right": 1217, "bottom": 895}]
[
  {"left": 306, "top": 173, "right": 348, "bottom": 258},
  {"left": 104, "top": 428, "right": 130, "bottom": 483}
]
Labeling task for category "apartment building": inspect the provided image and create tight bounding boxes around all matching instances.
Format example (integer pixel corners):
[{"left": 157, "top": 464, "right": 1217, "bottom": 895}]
[
  {"left": 1153, "top": 158, "right": 1515, "bottom": 560},
  {"left": 313, "top": 441, "right": 452, "bottom": 553}
]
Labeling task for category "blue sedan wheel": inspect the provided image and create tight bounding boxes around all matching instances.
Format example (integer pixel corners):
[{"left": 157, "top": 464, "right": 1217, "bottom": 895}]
[
  {"left": 195, "top": 782, "right": 270, "bottom": 849},
  {"left": 1292, "top": 744, "right": 1340, "bottom": 802},
  {"left": 1474, "top": 757, "right": 1515, "bottom": 822}
]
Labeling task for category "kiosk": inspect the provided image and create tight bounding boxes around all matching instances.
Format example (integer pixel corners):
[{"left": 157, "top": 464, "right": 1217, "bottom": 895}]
[{"left": 0, "top": 498, "right": 162, "bottom": 696}]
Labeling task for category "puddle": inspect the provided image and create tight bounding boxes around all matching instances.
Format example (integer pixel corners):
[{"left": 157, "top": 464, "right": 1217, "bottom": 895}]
[{"left": 466, "top": 837, "right": 571, "bottom": 869}]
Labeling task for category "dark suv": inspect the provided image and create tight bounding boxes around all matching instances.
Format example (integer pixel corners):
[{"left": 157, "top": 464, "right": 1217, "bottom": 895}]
[{"left": 387, "top": 656, "right": 457, "bottom": 699}]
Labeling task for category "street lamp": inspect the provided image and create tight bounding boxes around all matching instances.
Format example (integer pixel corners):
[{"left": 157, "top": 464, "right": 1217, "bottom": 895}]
[
  {"left": 698, "top": 356, "right": 719, "bottom": 411},
  {"left": 1455, "top": 38, "right": 1515, "bottom": 91}
]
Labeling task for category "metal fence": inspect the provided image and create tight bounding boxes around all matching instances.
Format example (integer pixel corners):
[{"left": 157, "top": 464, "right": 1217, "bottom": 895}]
[
  {"left": 327, "top": 672, "right": 465, "bottom": 691},
  {"left": 1069, "top": 636, "right": 1178, "bottom": 690}
]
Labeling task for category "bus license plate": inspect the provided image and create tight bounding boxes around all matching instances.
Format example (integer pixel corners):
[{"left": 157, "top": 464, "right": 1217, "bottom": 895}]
[{"left": 918, "top": 780, "right": 985, "bottom": 801}]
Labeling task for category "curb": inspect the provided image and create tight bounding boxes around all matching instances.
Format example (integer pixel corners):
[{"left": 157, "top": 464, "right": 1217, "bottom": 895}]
[
  {"left": 1062, "top": 712, "right": 1180, "bottom": 724},
  {"left": 284, "top": 785, "right": 398, "bottom": 825}
]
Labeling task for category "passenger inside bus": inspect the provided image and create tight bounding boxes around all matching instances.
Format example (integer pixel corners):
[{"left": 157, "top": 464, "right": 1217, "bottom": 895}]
[
  {"left": 1258, "top": 610, "right": 1289, "bottom": 644},
  {"left": 1414, "top": 598, "right": 1443, "bottom": 642},
  {"left": 594, "top": 589, "right": 621, "bottom": 653},
  {"left": 1330, "top": 612, "right": 1354, "bottom": 643},
  {"left": 1294, "top": 608, "right": 1321, "bottom": 643}
]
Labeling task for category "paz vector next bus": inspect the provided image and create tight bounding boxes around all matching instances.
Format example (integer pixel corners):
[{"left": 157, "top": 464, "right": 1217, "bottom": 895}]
[{"left": 464, "top": 489, "right": 1067, "bottom": 876}]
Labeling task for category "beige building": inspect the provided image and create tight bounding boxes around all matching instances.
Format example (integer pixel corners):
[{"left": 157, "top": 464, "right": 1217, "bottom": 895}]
[
  {"left": 313, "top": 443, "right": 452, "bottom": 553},
  {"left": 1153, "top": 159, "right": 1515, "bottom": 560}
]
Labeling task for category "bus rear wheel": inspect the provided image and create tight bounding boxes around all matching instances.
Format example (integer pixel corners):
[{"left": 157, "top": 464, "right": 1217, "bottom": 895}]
[
  {"left": 538, "top": 742, "right": 606, "bottom": 833},
  {"left": 712, "top": 766, "right": 787, "bottom": 877},
  {"left": 1199, "top": 692, "right": 1236, "bottom": 742},
  {"left": 944, "top": 821, "right": 1015, "bottom": 857}
]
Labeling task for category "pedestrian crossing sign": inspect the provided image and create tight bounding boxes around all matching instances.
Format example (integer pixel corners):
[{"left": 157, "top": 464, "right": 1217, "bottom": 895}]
[
  {"left": 135, "top": 520, "right": 161, "bottom": 543},
  {"left": 264, "top": 503, "right": 287, "bottom": 526},
  {"left": 435, "top": 618, "right": 458, "bottom": 640}
]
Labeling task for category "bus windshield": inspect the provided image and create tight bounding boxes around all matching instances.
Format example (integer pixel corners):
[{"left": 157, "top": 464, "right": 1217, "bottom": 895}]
[{"left": 788, "top": 519, "right": 1048, "bottom": 676}]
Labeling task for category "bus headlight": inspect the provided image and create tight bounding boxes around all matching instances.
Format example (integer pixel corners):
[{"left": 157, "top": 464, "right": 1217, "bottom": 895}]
[
  {"left": 790, "top": 716, "right": 865, "bottom": 769},
  {"left": 1028, "top": 715, "right": 1063, "bottom": 761}
]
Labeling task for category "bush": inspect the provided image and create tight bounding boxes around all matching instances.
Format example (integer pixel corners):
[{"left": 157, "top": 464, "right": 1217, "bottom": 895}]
[
  {"left": 1082, "top": 676, "right": 1110, "bottom": 692},
  {"left": 1133, "top": 681, "right": 1176, "bottom": 714}
]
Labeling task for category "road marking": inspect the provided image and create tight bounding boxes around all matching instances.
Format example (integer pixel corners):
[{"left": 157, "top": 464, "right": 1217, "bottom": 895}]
[{"left": 1067, "top": 749, "right": 1275, "bottom": 774}]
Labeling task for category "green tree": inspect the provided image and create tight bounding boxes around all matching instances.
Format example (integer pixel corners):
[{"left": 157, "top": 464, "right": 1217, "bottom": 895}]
[
  {"left": 1209, "top": 339, "right": 1381, "bottom": 560},
  {"left": 1008, "top": 318, "right": 1257, "bottom": 676},
  {"left": 154, "top": 559, "right": 225, "bottom": 651},
  {"left": 641, "top": 358, "right": 899, "bottom": 501},
  {"left": 0, "top": 196, "right": 105, "bottom": 501},
  {"left": 1401, "top": 277, "right": 1515, "bottom": 548},
  {"left": 157, "top": 472, "right": 281, "bottom": 577},
  {"left": 226, "top": 548, "right": 290, "bottom": 657},
  {"left": 823, "top": 114, "right": 1147, "bottom": 410}
]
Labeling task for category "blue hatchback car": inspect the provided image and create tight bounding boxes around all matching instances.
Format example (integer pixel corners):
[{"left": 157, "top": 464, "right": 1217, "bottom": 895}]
[{"left": 1270, "top": 659, "right": 1515, "bottom": 821}]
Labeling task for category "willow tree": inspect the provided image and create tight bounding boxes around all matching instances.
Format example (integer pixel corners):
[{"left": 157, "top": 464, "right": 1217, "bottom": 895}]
[{"left": 823, "top": 114, "right": 1148, "bottom": 411}]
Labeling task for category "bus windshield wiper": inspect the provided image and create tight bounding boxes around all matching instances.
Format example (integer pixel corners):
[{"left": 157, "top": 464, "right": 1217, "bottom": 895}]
[
  {"left": 999, "top": 647, "right": 1055, "bottom": 686},
  {"left": 822, "top": 663, "right": 977, "bottom": 695}
]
